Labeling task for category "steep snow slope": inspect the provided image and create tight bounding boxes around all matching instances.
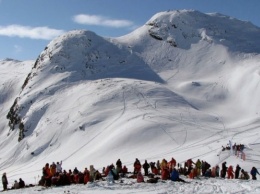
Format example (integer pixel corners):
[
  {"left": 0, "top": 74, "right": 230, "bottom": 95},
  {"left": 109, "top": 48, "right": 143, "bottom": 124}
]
[
  {"left": 1, "top": 10, "right": 260, "bottom": 188},
  {"left": 0, "top": 59, "right": 33, "bottom": 134},
  {"left": 117, "top": 9, "right": 260, "bottom": 121}
]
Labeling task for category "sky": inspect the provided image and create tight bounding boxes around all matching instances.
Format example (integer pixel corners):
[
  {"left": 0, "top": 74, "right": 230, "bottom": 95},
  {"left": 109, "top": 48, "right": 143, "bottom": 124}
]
[{"left": 0, "top": 0, "right": 260, "bottom": 61}]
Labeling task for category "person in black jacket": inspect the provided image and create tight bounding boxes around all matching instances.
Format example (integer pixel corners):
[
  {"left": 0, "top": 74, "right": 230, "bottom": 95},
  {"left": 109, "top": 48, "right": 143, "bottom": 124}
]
[
  {"left": 19, "top": 178, "right": 25, "bottom": 188},
  {"left": 142, "top": 160, "right": 150, "bottom": 176},
  {"left": 235, "top": 164, "right": 241, "bottom": 179},
  {"left": 221, "top": 162, "right": 227, "bottom": 178},
  {"left": 116, "top": 159, "right": 122, "bottom": 173},
  {"left": 2, "top": 172, "right": 8, "bottom": 191}
]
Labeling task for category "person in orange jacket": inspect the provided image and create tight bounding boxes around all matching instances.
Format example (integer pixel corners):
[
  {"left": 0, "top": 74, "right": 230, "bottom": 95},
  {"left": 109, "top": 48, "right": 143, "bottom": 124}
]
[
  {"left": 50, "top": 163, "right": 56, "bottom": 176},
  {"left": 43, "top": 163, "right": 52, "bottom": 187},
  {"left": 227, "top": 165, "right": 234, "bottom": 179},
  {"left": 188, "top": 168, "right": 197, "bottom": 179}
]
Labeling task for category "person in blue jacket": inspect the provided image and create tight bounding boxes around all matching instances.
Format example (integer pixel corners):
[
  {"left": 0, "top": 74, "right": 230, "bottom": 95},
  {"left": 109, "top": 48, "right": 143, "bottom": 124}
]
[
  {"left": 250, "top": 167, "right": 260, "bottom": 180},
  {"left": 170, "top": 168, "right": 186, "bottom": 182}
]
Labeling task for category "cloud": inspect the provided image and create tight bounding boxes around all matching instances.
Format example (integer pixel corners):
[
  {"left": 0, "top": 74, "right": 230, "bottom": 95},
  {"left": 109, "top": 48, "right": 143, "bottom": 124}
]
[
  {"left": 72, "top": 14, "right": 134, "bottom": 28},
  {"left": 0, "top": 25, "right": 65, "bottom": 40}
]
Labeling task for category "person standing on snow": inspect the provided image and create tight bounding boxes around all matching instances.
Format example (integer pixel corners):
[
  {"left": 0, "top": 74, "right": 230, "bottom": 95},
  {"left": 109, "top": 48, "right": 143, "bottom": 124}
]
[
  {"left": 116, "top": 159, "right": 122, "bottom": 173},
  {"left": 250, "top": 167, "right": 260, "bottom": 180},
  {"left": 215, "top": 165, "right": 220, "bottom": 177},
  {"left": 227, "top": 165, "right": 234, "bottom": 179},
  {"left": 56, "top": 161, "right": 62, "bottom": 173},
  {"left": 142, "top": 160, "right": 150, "bottom": 176},
  {"left": 235, "top": 164, "right": 241, "bottom": 179},
  {"left": 195, "top": 159, "right": 202, "bottom": 176},
  {"left": 221, "top": 162, "right": 227, "bottom": 178},
  {"left": 133, "top": 158, "right": 141, "bottom": 174},
  {"left": 2, "top": 172, "right": 8, "bottom": 191}
]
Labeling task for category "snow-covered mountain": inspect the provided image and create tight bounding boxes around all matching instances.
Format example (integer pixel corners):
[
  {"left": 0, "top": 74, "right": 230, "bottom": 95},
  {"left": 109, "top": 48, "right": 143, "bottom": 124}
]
[{"left": 1, "top": 10, "right": 260, "bottom": 192}]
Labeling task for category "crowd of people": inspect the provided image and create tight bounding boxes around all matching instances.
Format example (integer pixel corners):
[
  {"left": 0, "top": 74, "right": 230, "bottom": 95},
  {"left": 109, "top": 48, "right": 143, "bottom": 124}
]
[{"left": 1, "top": 157, "right": 259, "bottom": 191}]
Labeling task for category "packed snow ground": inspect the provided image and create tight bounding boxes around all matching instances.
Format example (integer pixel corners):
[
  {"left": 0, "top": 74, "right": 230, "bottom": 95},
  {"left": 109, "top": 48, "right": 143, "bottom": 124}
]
[
  {"left": 3, "top": 177, "right": 260, "bottom": 194},
  {"left": 1, "top": 10, "right": 260, "bottom": 193}
]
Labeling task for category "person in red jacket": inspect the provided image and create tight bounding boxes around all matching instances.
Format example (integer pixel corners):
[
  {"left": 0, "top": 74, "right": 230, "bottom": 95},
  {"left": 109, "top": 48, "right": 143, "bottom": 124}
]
[
  {"left": 168, "top": 158, "right": 177, "bottom": 173},
  {"left": 227, "top": 165, "right": 234, "bottom": 179},
  {"left": 161, "top": 167, "right": 170, "bottom": 180},
  {"left": 122, "top": 165, "right": 128, "bottom": 174},
  {"left": 83, "top": 168, "right": 90, "bottom": 184},
  {"left": 136, "top": 171, "right": 144, "bottom": 183},
  {"left": 134, "top": 158, "right": 141, "bottom": 174}
]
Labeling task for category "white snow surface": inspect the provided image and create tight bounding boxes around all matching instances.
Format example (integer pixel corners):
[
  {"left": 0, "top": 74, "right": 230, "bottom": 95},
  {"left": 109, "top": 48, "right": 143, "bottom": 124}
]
[{"left": 1, "top": 10, "right": 260, "bottom": 193}]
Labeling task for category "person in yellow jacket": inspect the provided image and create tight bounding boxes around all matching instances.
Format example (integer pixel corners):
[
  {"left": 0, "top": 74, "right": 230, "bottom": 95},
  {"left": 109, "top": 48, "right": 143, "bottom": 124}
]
[
  {"left": 160, "top": 159, "right": 168, "bottom": 170},
  {"left": 50, "top": 162, "right": 57, "bottom": 176},
  {"left": 195, "top": 159, "right": 202, "bottom": 176}
]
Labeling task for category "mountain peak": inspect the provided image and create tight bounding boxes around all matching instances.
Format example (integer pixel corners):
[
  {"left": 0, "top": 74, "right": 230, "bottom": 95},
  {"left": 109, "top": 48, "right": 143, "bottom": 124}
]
[{"left": 141, "top": 9, "right": 260, "bottom": 52}]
